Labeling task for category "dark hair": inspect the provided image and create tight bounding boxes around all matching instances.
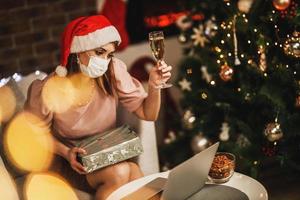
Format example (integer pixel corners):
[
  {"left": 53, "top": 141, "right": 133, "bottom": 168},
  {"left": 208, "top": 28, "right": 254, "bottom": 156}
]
[{"left": 66, "top": 53, "right": 116, "bottom": 96}]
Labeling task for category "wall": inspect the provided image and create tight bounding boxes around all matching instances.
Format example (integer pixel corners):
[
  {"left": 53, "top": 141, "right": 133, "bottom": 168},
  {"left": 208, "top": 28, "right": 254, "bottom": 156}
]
[{"left": 0, "top": 0, "right": 97, "bottom": 78}]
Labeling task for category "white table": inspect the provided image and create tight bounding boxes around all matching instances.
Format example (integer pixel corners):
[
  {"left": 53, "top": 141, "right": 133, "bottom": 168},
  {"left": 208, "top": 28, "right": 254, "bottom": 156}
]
[{"left": 107, "top": 171, "right": 268, "bottom": 200}]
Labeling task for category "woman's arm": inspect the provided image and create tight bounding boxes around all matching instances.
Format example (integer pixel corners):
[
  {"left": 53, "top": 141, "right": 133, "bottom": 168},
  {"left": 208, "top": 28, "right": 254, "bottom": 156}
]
[
  {"left": 52, "top": 136, "right": 87, "bottom": 174},
  {"left": 134, "top": 62, "right": 172, "bottom": 121}
]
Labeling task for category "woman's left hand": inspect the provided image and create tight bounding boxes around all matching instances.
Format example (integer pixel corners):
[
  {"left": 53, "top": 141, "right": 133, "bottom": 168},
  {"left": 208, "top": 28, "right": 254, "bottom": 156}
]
[{"left": 148, "top": 61, "right": 172, "bottom": 88}]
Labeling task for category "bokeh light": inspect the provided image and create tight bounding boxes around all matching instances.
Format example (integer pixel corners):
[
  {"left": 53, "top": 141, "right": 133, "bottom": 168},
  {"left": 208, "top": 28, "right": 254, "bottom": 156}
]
[
  {"left": 69, "top": 73, "right": 96, "bottom": 107},
  {"left": 25, "top": 173, "right": 78, "bottom": 200},
  {"left": 42, "top": 76, "right": 75, "bottom": 113},
  {"left": 4, "top": 112, "right": 54, "bottom": 172},
  {"left": 0, "top": 166, "right": 19, "bottom": 200},
  {"left": 0, "top": 85, "right": 17, "bottom": 123}
]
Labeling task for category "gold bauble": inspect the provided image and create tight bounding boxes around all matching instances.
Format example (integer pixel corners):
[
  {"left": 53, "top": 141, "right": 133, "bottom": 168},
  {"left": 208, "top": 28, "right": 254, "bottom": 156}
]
[
  {"left": 264, "top": 122, "right": 283, "bottom": 142},
  {"left": 272, "top": 0, "right": 291, "bottom": 11}
]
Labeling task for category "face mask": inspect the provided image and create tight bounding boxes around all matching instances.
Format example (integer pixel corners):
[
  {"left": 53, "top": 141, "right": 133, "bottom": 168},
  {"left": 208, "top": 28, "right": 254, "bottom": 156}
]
[{"left": 78, "top": 54, "right": 110, "bottom": 78}]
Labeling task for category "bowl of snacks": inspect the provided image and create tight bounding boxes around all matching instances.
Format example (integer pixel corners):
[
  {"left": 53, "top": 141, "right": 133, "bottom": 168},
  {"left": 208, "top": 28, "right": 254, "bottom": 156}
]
[{"left": 208, "top": 152, "right": 235, "bottom": 183}]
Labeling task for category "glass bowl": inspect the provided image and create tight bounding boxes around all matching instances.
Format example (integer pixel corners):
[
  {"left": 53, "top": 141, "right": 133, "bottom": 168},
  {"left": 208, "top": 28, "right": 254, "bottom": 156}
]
[{"left": 208, "top": 152, "right": 235, "bottom": 184}]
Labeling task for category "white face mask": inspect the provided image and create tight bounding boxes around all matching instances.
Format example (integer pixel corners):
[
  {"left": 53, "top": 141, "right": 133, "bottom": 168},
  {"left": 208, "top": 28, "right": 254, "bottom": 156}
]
[{"left": 78, "top": 54, "right": 110, "bottom": 78}]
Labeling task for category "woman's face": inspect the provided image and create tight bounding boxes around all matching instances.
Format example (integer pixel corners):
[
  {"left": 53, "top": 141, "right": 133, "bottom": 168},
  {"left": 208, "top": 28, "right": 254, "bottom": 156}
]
[{"left": 77, "top": 42, "right": 116, "bottom": 66}]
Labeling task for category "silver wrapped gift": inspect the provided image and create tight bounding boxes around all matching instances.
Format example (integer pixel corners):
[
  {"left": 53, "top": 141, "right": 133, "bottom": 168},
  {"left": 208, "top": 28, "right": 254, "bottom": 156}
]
[{"left": 75, "top": 125, "right": 143, "bottom": 173}]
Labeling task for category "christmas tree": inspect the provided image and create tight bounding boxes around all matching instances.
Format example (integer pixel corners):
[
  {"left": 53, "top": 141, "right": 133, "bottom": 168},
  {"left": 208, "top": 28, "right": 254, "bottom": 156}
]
[{"left": 160, "top": 0, "right": 300, "bottom": 177}]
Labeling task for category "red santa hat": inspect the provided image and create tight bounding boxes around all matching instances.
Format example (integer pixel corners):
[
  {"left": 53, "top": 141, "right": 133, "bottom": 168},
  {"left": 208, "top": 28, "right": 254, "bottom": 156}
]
[{"left": 55, "top": 15, "right": 121, "bottom": 77}]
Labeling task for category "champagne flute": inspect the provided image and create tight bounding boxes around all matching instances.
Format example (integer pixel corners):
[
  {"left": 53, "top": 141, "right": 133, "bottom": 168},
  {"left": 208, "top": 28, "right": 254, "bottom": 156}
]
[{"left": 149, "top": 31, "right": 172, "bottom": 89}]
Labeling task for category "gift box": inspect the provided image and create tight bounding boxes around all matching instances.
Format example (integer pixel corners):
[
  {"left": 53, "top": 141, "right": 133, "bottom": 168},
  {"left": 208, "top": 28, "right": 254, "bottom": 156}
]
[{"left": 75, "top": 125, "right": 143, "bottom": 173}]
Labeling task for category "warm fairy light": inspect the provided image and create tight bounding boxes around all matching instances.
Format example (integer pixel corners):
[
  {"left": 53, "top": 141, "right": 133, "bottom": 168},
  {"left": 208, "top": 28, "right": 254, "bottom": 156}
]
[
  {"left": 4, "top": 112, "right": 54, "bottom": 172},
  {"left": 242, "top": 14, "right": 246, "bottom": 18},
  {"left": 210, "top": 81, "right": 216, "bottom": 85},
  {"left": 274, "top": 25, "right": 278, "bottom": 29},
  {"left": 248, "top": 59, "right": 253, "bottom": 64},
  {"left": 221, "top": 40, "right": 225, "bottom": 44},
  {"left": 0, "top": 86, "right": 16, "bottom": 123},
  {"left": 272, "top": 10, "right": 276, "bottom": 14},
  {"left": 0, "top": 166, "right": 19, "bottom": 200},
  {"left": 264, "top": 73, "right": 268, "bottom": 77},
  {"left": 217, "top": 60, "right": 221, "bottom": 64},
  {"left": 244, "top": 18, "right": 248, "bottom": 23},
  {"left": 228, "top": 53, "right": 232, "bottom": 56},
  {"left": 220, "top": 54, "right": 224, "bottom": 58},
  {"left": 215, "top": 47, "right": 222, "bottom": 52},
  {"left": 266, "top": 42, "right": 270, "bottom": 46},
  {"left": 254, "top": 28, "right": 258, "bottom": 32},
  {"left": 275, "top": 42, "right": 278, "bottom": 45},
  {"left": 226, "top": 2, "right": 230, "bottom": 6},
  {"left": 241, "top": 54, "right": 245, "bottom": 58},
  {"left": 25, "top": 173, "right": 78, "bottom": 200},
  {"left": 286, "top": 65, "right": 289, "bottom": 68},
  {"left": 42, "top": 76, "right": 76, "bottom": 113},
  {"left": 294, "top": 71, "right": 297, "bottom": 75},
  {"left": 201, "top": 92, "right": 208, "bottom": 99},
  {"left": 227, "top": 33, "right": 231, "bottom": 38},
  {"left": 279, "top": 44, "right": 283, "bottom": 47},
  {"left": 270, "top": 18, "right": 273, "bottom": 21},
  {"left": 254, "top": 161, "right": 258, "bottom": 165},
  {"left": 274, "top": 141, "right": 277, "bottom": 146},
  {"left": 247, "top": 40, "right": 251, "bottom": 44}
]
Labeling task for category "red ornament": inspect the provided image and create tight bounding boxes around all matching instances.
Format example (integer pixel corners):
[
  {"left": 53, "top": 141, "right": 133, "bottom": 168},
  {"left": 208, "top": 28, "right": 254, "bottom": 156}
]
[
  {"left": 273, "top": 0, "right": 291, "bottom": 11},
  {"left": 219, "top": 64, "right": 234, "bottom": 81},
  {"left": 262, "top": 146, "right": 277, "bottom": 157}
]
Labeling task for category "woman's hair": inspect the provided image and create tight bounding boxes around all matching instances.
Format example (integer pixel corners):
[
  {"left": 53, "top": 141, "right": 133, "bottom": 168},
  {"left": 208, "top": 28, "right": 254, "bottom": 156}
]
[{"left": 66, "top": 53, "right": 117, "bottom": 96}]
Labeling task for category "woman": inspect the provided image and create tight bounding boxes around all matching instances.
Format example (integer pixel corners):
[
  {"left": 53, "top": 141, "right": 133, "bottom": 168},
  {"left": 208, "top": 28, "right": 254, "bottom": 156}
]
[{"left": 24, "top": 15, "right": 172, "bottom": 200}]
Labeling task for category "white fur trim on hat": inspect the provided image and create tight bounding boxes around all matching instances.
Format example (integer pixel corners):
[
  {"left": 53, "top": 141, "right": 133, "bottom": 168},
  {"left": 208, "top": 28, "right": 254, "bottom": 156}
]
[
  {"left": 70, "top": 26, "right": 121, "bottom": 53},
  {"left": 55, "top": 65, "right": 68, "bottom": 77}
]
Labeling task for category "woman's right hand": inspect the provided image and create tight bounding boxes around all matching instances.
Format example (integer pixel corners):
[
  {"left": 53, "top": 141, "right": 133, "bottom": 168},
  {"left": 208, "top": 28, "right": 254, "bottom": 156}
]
[{"left": 66, "top": 147, "right": 87, "bottom": 174}]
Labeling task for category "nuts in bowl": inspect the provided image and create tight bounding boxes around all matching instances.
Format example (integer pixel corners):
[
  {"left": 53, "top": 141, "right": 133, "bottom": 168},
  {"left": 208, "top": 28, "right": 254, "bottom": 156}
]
[{"left": 208, "top": 152, "right": 235, "bottom": 183}]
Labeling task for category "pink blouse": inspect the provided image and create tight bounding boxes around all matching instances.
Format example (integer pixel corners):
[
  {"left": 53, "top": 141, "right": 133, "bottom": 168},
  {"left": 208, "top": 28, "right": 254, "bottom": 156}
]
[{"left": 24, "top": 58, "right": 148, "bottom": 145}]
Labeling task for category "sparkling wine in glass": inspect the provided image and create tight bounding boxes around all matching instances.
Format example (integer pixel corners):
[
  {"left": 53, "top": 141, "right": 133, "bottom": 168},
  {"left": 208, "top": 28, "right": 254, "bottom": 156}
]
[{"left": 149, "top": 31, "right": 172, "bottom": 89}]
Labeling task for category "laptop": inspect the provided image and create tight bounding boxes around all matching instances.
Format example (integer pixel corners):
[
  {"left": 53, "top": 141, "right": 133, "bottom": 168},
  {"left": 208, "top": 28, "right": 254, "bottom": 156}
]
[{"left": 122, "top": 142, "right": 219, "bottom": 200}]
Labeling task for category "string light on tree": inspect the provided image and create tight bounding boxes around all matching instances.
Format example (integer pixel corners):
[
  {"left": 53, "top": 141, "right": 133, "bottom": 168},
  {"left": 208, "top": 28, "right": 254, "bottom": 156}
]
[{"left": 183, "top": 109, "right": 196, "bottom": 129}]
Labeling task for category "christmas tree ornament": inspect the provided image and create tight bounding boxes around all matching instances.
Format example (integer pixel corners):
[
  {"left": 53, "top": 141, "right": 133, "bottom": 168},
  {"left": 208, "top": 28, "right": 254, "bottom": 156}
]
[
  {"left": 238, "top": 0, "right": 254, "bottom": 13},
  {"left": 183, "top": 109, "right": 196, "bottom": 129},
  {"left": 264, "top": 119, "right": 284, "bottom": 142},
  {"left": 295, "top": 95, "right": 300, "bottom": 107},
  {"left": 164, "top": 131, "right": 177, "bottom": 144},
  {"left": 279, "top": 1, "right": 298, "bottom": 19},
  {"left": 201, "top": 66, "right": 212, "bottom": 83},
  {"left": 258, "top": 45, "right": 267, "bottom": 71},
  {"left": 283, "top": 31, "right": 300, "bottom": 58},
  {"left": 233, "top": 15, "right": 241, "bottom": 66},
  {"left": 236, "top": 134, "right": 251, "bottom": 148},
  {"left": 191, "top": 133, "right": 211, "bottom": 153},
  {"left": 176, "top": 15, "right": 193, "bottom": 31},
  {"left": 178, "top": 33, "right": 187, "bottom": 43},
  {"left": 204, "top": 16, "right": 218, "bottom": 38},
  {"left": 191, "top": 24, "right": 209, "bottom": 47},
  {"left": 272, "top": 0, "right": 291, "bottom": 11},
  {"left": 219, "top": 64, "right": 234, "bottom": 81},
  {"left": 262, "top": 145, "right": 277, "bottom": 157},
  {"left": 219, "top": 122, "right": 230, "bottom": 141},
  {"left": 178, "top": 78, "right": 192, "bottom": 91}
]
